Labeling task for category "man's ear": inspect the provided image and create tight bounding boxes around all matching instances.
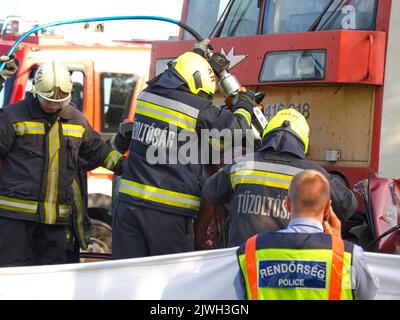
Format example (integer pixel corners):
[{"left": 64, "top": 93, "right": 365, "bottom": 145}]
[
  {"left": 323, "top": 200, "right": 331, "bottom": 220},
  {"left": 286, "top": 196, "right": 291, "bottom": 213}
]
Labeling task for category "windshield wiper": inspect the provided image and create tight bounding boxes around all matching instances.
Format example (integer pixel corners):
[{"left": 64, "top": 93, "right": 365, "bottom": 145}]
[
  {"left": 209, "top": 0, "right": 235, "bottom": 38},
  {"left": 316, "top": 0, "right": 348, "bottom": 31},
  {"left": 308, "top": 0, "right": 336, "bottom": 31}
]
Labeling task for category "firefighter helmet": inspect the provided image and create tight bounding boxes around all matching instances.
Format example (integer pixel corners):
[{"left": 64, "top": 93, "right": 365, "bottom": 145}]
[
  {"left": 32, "top": 61, "right": 73, "bottom": 102},
  {"left": 262, "top": 109, "right": 310, "bottom": 154},
  {"left": 172, "top": 52, "right": 216, "bottom": 98}
]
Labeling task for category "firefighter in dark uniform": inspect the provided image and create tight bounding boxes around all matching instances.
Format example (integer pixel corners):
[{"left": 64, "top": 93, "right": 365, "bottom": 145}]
[
  {"left": 0, "top": 61, "right": 125, "bottom": 267},
  {"left": 112, "top": 51, "right": 257, "bottom": 259},
  {"left": 202, "top": 109, "right": 357, "bottom": 247}
]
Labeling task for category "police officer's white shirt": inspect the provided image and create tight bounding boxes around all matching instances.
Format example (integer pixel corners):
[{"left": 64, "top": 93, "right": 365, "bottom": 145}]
[{"left": 234, "top": 218, "right": 379, "bottom": 300}]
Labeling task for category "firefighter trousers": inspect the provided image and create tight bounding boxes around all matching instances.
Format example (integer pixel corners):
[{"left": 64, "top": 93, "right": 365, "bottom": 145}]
[
  {"left": 0, "top": 216, "right": 67, "bottom": 267},
  {"left": 112, "top": 200, "right": 194, "bottom": 259}
]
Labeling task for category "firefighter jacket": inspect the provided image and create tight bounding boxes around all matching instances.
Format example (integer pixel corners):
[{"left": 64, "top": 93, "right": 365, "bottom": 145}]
[
  {"left": 202, "top": 131, "right": 358, "bottom": 247},
  {"left": 118, "top": 68, "right": 254, "bottom": 218},
  {"left": 237, "top": 232, "right": 354, "bottom": 300},
  {"left": 0, "top": 93, "right": 125, "bottom": 225}
]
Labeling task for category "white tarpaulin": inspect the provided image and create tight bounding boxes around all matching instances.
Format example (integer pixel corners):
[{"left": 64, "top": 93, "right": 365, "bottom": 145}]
[{"left": 0, "top": 248, "right": 399, "bottom": 300}]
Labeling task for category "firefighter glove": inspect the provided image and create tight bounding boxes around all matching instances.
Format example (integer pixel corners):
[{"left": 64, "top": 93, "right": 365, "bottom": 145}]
[
  {"left": 236, "top": 90, "right": 256, "bottom": 105},
  {"left": 232, "top": 90, "right": 256, "bottom": 115},
  {"left": 0, "top": 55, "right": 18, "bottom": 80},
  {"left": 193, "top": 39, "right": 211, "bottom": 58}
]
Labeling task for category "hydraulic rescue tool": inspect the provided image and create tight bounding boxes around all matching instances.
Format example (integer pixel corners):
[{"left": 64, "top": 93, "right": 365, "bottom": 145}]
[{"left": 205, "top": 49, "right": 268, "bottom": 149}]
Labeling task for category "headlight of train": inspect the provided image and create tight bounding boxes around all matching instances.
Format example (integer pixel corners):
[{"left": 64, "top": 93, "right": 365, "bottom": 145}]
[{"left": 259, "top": 50, "right": 326, "bottom": 82}]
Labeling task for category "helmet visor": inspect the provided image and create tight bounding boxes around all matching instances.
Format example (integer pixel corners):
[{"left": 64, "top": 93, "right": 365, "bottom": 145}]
[{"left": 34, "top": 87, "right": 71, "bottom": 103}]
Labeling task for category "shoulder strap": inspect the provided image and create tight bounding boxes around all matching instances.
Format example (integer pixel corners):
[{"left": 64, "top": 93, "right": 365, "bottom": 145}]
[
  {"left": 245, "top": 235, "right": 259, "bottom": 300},
  {"left": 329, "top": 236, "right": 345, "bottom": 300}
]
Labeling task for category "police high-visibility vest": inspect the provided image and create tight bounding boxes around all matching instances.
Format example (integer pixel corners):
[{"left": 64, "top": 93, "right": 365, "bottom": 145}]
[{"left": 237, "top": 232, "right": 354, "bottom": 300}]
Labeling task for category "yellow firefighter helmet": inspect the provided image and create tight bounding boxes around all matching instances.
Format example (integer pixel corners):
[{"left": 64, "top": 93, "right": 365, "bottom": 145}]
[
  {"left": 173, "top": 52, "right": 216, "bottom": 98},
  {"left": 262, "top": 109, "right": 310, "bottom": 154}
]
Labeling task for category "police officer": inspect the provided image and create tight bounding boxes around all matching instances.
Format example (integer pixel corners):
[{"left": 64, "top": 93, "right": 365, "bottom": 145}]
[
  {"left": 202, "top": 109, "right": 357, "bottom": 247},
  {"left": 0, "top": 61, "right": 125, "bottom": 267},
  {"left": 112, "top": 51, "right": 257, "bottom": 259},
  {"left": 235, "top": 170, "right": 378, "bottom": 300},
  {"left": 0, "top": 55, "right": 18, "bottom": 91}
]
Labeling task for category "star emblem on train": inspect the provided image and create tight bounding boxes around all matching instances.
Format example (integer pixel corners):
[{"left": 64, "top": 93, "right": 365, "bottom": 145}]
[{"left": 220, "top": 47, "right": 247, "bottom": 69}]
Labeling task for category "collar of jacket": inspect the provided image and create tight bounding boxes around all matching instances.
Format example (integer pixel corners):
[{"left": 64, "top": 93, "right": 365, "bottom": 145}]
[
  {"left": 147, "top": 68, "right": 190, "bottom": 92},
  {"left": 258, "top": 130, "right": 306, "bottom": 159},
  {"left": 26, "top": 92, "right": 72, "bottom": 120}
]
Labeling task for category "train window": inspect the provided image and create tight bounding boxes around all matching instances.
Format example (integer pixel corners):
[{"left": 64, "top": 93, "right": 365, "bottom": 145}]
[
  {"left": 263, "top": 0, "right": 378, "bottom": 34},
  {"left": 260, "top": 50, "right": 326, "bottom": 82},
  {"left": 24, "top": 67, "right": 36, "bottom": 98},
  {"left": 219, "top": 0, "right": 261, "bottom": 37},
  {"left": 183, "top": 0, "right": 230, "bottom": 39},
  {"left": 100, "top": 73, "right": 138, "bottom": 133},
  {"left": 71, "top": 71, "right": 84, "bottom": 112}
]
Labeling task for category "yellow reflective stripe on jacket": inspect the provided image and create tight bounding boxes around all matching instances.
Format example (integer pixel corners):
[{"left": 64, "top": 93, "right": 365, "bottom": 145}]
[
  {"left": 139, "top": 92, "right": 200, "bottom": 119},
  {"left": 238, "top": 248, "right": 353, "bottom": 300},
  {"left": 44, "top": 120, "right": 60, "bottom": 224},
  {"left": 0, "top": 195, "right": 38, "bottom": 214},
  {"left": 231, "top": 170, "right": 293, "bottom": 189},
  {"left": 119, "top": 179, "right": 201, "bottom": 211},
  {"left": 59, "top": 204, "right": 72, "bottom": 218},
  {"left": 62, "top": 124, "right": 85, "bottom": 138},
  {"left": 234, "top": 108, "right": 252, "bottom": 127},
  {"left": 13, "top": 121, "right": 45, "bottom": 135},
  {"left": 103, "top": 150, "right": 123, "bottom": 170},
  {"left": 136, "top": 100, "right": 197, "bottom": 132},
  {"left": 230, "top": 161, "right": 303, "bottom": 189}
]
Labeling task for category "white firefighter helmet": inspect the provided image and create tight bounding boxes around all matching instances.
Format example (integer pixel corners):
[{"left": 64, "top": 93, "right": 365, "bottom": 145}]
[{"left": 32, "top": 61, "right": 73, "bottom": 102}]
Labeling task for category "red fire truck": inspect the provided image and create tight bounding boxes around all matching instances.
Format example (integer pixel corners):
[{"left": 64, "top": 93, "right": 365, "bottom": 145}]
[
  {"left": 149, "top": 0, "right": 400, "bottom": 249},
  {"left": 0, "top": 33, "right": 151, "bottom": 254}
]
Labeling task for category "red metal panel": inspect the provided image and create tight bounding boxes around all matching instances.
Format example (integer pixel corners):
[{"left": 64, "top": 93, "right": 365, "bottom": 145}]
[
  {"left": 376, "top": 0, "right": 392, "bottom": 32},
  {"left": 150, "top": 30, "right": 387, "bottom": 86},
  {"left": 369, "top": 0, "right": 393, "bottom": 177},
  {"left": 178, "top": 0, "right": 189, "bottom": 40}
]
